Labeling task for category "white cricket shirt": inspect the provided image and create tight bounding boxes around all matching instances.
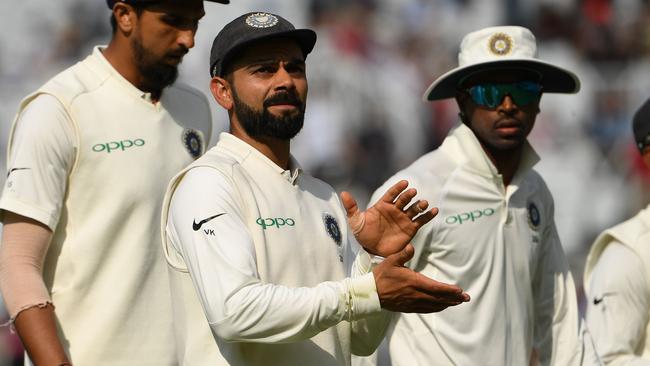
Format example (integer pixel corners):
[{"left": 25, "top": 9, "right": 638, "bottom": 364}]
[
  {"left": 585, "top": 206, "right": 650, "bottom": 365},
  {"left": 367, "top": 123, "right": 580, "bottom": 366},
  {"left": 162, "top": 133, "right": 388, "bottom": 366},
  {"left": 0, "top": 46, "right": 211, "bottom": 365}
]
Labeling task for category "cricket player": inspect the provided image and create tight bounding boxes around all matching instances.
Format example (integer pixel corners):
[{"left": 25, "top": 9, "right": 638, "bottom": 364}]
[
  {"left": 161, "top": 12, "right": 470, "bottom": 366},
  {"left": 366, "top": 26, "right": 582, "bottom": 365},
  {"left": 0, "top": 0, "right": 227, "bottom": 364},
  {"left": 584, "top": 98, "right": 650, "bottom": 365}
]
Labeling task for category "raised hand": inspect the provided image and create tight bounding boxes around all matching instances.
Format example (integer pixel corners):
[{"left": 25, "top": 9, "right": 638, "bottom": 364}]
[
  {"left": 341, "top": 180, "right": 437, "bottom": 257},
  {"left": 373, "top": 245, "right": 470, "bottom": 312}
]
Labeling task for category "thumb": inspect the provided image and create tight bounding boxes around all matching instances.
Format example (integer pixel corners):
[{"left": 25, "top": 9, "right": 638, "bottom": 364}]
[
  {"left": 341, "top": 191, "right": 365, "bottom": 234},
  {"left": 389, "top": 244, "right": 415, "bottom": 267}
]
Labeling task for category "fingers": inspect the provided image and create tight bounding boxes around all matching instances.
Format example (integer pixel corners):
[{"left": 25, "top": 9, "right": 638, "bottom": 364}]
[
  {"left": 415, "top": 273, "right": 471, "bottom": 303},
  {"left": 340, "top": 191, "right": 358, "bottom": 218},
  {"left": 379, "top": 180, "right": 409, "bottom": 204},
  {"left": 413, "top": 207, "right": 439, "bottom": 226},
  {"left": 385, "top": 244, "right": 415, "bottom": 267},
  {"left": 394, "top": 188, "right": 417, "bottom": 210},
  {"left": 404, "top": 199, "right": 429, "bottom": 218},
  {"left": 341, "top": 191, "right": 365, "bottom": 235}
]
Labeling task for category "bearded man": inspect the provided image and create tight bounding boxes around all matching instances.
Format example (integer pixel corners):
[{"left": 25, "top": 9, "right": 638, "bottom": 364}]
[{"left": 0, "top": 0, "right": 227, "bottom": 364}]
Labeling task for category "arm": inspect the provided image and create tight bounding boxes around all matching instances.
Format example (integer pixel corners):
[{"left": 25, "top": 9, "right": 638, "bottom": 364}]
[
  {"left": 0, "top": 213, "right": 70, "bottom": 365},
  {"left": 167, "top": 170, "right": 470, "bottom": 344},
  {"left": 532, "top": 220, "right": 580, "bottom": 366},
  {"left": 167, "top": 167, "right": 380, "bottom": 343},
  {"left": 0, "top": 94, "right": 74, "bottom": 364},
  {"left": 341, "top": 181, "right": 470, "bottom": 355},
  {"left": 585, "top": 242, "right": 650, "bottom": 366}
]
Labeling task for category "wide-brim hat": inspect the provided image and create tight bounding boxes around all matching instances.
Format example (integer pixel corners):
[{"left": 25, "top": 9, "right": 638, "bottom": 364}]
[
  {"left": 107, "top": 0, "right": 230, "bottom": 8},
  {"left": 209, "top": 12, "right": 316, "bottom": 77},
  {"left": 423, "top": 26, "right": 580, "bottom": 101}
]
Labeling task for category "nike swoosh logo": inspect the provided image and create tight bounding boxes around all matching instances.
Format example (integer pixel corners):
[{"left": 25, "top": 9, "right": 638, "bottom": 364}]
[
  {"left": 193, "top": 213, "right": 226, "bottom": 231},
  {"left": 593, "top": 292, "right": 616, "bottom": 305},
  {"left": 7, "top": 167, "right": 30, "bottom": 177}
]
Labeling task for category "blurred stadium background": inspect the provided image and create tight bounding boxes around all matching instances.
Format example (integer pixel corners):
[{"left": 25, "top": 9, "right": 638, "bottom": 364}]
[{"left": 1, "top": 0, "right": 650, "bottom": 363}]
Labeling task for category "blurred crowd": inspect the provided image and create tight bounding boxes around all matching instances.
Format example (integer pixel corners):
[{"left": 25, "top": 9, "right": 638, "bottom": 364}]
[{"left": 1, "top": 0, "right": 650, "bottom": 364}]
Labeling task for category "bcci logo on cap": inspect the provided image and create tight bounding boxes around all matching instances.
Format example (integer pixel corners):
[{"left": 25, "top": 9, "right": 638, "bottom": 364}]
[
  {"left": 245, "top": 13, "right": 278, "bottom": 28},
  {"left": 488, "top": 32, "right": 513, "bottom": 56}
]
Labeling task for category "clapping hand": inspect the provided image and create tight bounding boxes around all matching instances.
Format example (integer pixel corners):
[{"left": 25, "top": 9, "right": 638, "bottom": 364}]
[{"left": 340, "top": 180, "right": 437, "bottom": 257}]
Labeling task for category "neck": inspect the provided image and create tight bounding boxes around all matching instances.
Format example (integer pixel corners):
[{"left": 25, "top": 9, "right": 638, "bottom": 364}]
[
  {"left": 231, "top": 123, "right": 291, "bottom": 170},
  {"left": 103, "top": 38, "right": 162, "bottom": 100},
  {"left": 481, "top": 144, "right": 523, "bottom": 187}
]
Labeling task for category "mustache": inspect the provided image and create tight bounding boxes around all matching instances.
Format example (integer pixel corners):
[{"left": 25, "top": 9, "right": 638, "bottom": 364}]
[
  {"left": 166, "top": 47, "right": 189, "bottom": 58},
  {"left": 263, "top": 91, "right": 302, "bottom": 108}
]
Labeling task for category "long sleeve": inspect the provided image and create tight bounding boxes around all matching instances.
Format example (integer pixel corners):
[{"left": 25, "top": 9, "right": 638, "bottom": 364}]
[
  {"left": 165, "top": 166, "right": 382, "bottom": 343},
  {"left": 585, "top": 242, "right": 650, "bottom": 366},
  {"left": 348, "top": 246, "right": 392, "bottom": 356},
  {"left": 532, "top": 215, "right": 580, "bottom": 366}
]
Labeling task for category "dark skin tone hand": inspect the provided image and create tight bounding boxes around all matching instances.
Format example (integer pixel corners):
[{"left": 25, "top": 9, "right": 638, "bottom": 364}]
[
  {"left": 342, "top": 180, "right": 470, "bottom": 312},
  {"left": 341, "top": 180, "right": 436, "bottom": 257},
  {"left": 373, "top": 244, "right": 470, "bottom": 312}
]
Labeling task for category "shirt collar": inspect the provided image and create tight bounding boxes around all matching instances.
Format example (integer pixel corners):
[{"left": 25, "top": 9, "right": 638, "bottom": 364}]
[
  {"left": 87, "top": 46, "right": 158, "bottom": 103},
  {"left": 217, "top": 132, "right": 303, "bottom": 184},
  {"left": 440, "top": 122, "right": 540, "bottom": 180}
]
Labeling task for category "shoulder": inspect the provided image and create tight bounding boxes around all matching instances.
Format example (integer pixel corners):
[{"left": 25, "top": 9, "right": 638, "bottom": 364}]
[
  {"left": 163, "top": 82, "right": 212, "bottom": 138},
  {"left": 371, "top": 149, "right": 457, "bottom": 204},
  {"left": 38, "top": 55, "right": 107, "bottom": 106}
]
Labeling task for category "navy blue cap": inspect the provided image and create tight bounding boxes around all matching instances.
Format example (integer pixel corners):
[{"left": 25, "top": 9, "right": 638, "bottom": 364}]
[
  {"left": 209, "top": 12, "right": 316, "bottom": 77},
  {"left": 107, "top": 0, "right": 229, "bottom": 8},
  {"left": 633, "top": 98, "right": 650, "bottom": 152}
]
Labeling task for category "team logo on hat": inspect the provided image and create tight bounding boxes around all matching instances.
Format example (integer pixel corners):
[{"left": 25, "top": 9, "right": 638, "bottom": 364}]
[
  {"left": 488, "top": 32, "right": 513, "bottom": 56},
  {"left": 323, "top": 213, "right": 343, "bottom": 262},
  {"left": 245, "top": 13, "right": 279, "bottom": 28},
  {"left": 182, "top": 128, "right": 204, "bottom": 159},
  {"left": 527, "top": 202, "right": 541, "bottom": 229}
]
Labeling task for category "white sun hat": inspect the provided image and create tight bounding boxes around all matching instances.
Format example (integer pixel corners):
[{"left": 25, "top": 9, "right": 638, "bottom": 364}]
[{"left": 423, "top": 26, "right": 580, "bottom": 101}]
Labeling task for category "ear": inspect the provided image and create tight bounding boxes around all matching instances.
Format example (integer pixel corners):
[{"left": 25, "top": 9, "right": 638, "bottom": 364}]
[
  {"left": 642, "top": 148, "right": 650, "bottom": 170},
  {"left": 210, "top": 76, "right": 233, "bottom": 110},
  {"left": 113, "top": 3, "right": 137, "bottom": 34}
]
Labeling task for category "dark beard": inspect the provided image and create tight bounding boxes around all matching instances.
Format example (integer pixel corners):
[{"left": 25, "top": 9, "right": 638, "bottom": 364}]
[
  {"left": 233, "top": 89, "right": 305, "bottom": 140},
  {"left": 132, "top": 35, "right": 182, "bottom": 93}
]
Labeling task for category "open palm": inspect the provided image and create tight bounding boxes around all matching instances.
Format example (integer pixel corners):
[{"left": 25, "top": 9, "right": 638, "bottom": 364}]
[{"left": 341, "top": 180, "right": 438, "bottom": 257}]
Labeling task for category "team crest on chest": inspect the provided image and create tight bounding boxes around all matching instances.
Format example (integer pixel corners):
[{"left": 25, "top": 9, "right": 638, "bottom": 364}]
[
  {"left": 182, "top": 128, "right": 204, "bottom": 159},
  {"left": 527, "top": 201, "right": 541, "bottom": 230},
  {"left": 323, "top": 213, "right": 343, "bottom": 262}
]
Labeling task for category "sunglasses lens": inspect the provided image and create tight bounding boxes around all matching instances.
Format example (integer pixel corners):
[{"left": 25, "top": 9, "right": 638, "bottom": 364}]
[
  {"left": 469, "top": 84, "right": 501, "bottom": 108},
  {"left": 468, "top": 81, "right": 541, "bottom": 108},
  {"left": 509, "top": 81, "right": 542, "bottom": 106}
]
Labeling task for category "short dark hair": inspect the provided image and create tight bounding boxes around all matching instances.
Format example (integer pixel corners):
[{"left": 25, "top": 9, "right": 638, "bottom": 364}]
[{"left": 109, "top": 4, "right": 145, "bottom": 34}]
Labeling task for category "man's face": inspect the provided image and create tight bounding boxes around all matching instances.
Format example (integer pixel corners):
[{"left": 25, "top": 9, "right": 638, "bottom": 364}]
[
  {"left": 457, "top": 69, "right": 541, "bottom": 153},
  {"left": 226, "top": 38, "right": 308, "bottom": 140},
  {"left": 131, "top": 0, "right": 205, "bottom": 91}
]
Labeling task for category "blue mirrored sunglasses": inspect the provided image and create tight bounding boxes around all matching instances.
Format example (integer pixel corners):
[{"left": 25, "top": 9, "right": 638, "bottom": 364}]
[{"left": 466, "top": 81, "right": 543, "bottom": 108}]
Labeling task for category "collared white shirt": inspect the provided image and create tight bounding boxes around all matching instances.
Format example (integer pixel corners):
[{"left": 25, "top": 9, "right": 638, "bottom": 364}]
[
  {"left": 163, "top": 133, "right": 387, "bottom": 365},
  {"left": 363, "top": 123, "right": 579, "bottom": 366}
]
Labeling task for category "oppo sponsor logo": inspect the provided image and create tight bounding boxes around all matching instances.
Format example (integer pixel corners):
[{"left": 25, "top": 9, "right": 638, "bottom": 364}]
[
  {"left": 92, "top": 139, "right": 145, "bottom": 153},
  {"left": 445, "top": 208, "right": 495, "bottom": 225},
  {"left": 256, "top": 217, "right": 296, "bottom": 229}
]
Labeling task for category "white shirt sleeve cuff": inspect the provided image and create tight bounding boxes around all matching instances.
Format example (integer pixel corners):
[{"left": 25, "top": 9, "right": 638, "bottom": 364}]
[{"left": 346, "top": 272, "right": 381, "bottom": 319}]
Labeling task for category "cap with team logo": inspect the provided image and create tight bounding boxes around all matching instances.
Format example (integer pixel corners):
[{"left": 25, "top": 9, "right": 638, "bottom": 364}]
[
  {"left": 209, "top": 12, "right": 317, "bottom": 77},
  {"left": 423, "top": 26, "right": 580, "bottom": 101},
  {"left": 633, "top": 98, "right": 650, "bottom": 152},
  {"left": 106, "top": 0, "right": 229, "bottom": 8}
]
